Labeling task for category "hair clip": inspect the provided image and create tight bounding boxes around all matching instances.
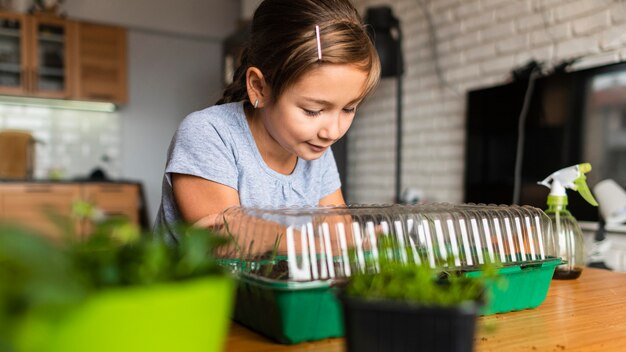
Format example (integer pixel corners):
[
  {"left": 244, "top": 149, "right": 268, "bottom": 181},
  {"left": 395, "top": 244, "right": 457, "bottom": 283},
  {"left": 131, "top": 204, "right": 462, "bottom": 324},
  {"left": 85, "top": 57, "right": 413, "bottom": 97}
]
[{"left": 315, "top": 25, "right": 322, "bottom": 61}]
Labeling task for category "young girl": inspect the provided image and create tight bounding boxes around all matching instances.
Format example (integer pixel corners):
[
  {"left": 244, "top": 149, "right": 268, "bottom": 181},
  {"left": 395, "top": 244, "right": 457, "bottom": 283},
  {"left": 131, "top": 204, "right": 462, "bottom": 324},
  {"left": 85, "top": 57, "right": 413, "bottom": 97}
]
[{"left": 156, "top": 0, "right": 380, "bottom": 242}]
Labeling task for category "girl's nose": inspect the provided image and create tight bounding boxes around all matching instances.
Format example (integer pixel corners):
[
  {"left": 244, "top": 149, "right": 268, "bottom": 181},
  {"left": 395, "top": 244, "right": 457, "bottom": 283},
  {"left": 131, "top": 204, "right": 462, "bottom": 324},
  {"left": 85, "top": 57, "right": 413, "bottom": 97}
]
[{"left": 319, "top": 116, "right": 342, "bottom": 141}]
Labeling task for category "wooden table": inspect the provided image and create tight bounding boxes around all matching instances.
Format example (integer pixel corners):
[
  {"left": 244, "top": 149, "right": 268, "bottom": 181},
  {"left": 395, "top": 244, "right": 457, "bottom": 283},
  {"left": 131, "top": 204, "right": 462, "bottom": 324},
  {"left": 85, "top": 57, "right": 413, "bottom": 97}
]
[{"left": 225, "top": 268, "right": 626, "bottom": 351}]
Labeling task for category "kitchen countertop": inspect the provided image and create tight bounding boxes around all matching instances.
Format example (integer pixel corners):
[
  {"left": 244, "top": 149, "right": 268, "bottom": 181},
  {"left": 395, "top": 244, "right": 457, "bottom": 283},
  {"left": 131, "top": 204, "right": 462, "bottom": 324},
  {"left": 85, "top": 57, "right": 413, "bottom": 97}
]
[{"left": 225, "top": 268, "right": 626, "bottom": 351}]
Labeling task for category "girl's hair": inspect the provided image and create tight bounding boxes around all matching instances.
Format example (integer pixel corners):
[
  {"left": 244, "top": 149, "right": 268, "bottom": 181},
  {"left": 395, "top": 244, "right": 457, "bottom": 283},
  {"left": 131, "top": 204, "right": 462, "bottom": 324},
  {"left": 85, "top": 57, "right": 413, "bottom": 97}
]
[{"left": 217, "top": 0, "right": 380, "bottom": 106}]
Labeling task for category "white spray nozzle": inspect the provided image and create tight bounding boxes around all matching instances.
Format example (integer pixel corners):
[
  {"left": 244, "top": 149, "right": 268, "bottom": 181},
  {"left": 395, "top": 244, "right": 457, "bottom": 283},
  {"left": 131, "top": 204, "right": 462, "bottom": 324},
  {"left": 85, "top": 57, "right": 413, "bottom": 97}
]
[{"left": 538, "top": 163, "right": 598, "bottom": 206}]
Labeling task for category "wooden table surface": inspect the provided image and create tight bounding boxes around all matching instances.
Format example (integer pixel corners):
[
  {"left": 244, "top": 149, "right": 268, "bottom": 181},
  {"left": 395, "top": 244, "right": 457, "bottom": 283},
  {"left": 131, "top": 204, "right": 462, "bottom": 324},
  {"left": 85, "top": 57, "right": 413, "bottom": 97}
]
[{"left": 225, "top": 268, "right": 626, "bottom": 351}]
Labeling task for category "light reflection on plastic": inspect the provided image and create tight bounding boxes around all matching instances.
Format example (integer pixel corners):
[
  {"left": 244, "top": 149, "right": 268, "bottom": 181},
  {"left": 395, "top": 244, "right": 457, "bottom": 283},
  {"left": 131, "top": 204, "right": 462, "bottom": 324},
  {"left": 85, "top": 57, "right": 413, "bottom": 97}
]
[
  {"left": 493, "top": 218, "right": 507, "bottom": 263},
  {"left": 446, "top": 219, "right": 461, "bottom": 267},
  {"left": 510, "top": 217, "right": 525, "bottom": 261},
  {"left": 407, "top": 236, "right": 421, "bottom": 265},
  {"left": 459, "top": 219, "right": 473, "bottom": 266},
  {"left": 405, "top": 218, "right": 420, "bottom": 264},
  {"left": 380, "top": 221, "right": 393, "bottom": 260},
  {"left": 482, "top": 218, "right": 496, "bottom": 263},
  {"left": 434, "top": 219, "right": 448, "bottom": 266},
  {"left": 534, "top": 216, "right": 546, "bottom": 260},
  {"left": 286, "top": 225, "right": 311, "bottom": 281},
  {"left": 352, "top": 222, "right": 366, "bottom": 272},
  {"left": 503, "top": 217, "right": 517, "bottom": 262},
  {"left": 420, "top": 219, "right": 436, "bottom": 268},
  {"left": 393, "top": 220, "right": 408, "bottom": 263},
  {"left": 336, "top": 222, "right": 351, "bottom": 277},
  {"left": 516, "top": 217, "right": 533, "bottom": 260},
  {"left": 366, "top": 221, "right": 380, "bottom": 271},
  {"left": 470, "top": 218, "right": 484, "bottom": 264},
  {"left": 306, "top": 223, "right": 319, "bottom": 280},
  {"left": 320, "top": 222, "right": 334, "bottom": 279}
]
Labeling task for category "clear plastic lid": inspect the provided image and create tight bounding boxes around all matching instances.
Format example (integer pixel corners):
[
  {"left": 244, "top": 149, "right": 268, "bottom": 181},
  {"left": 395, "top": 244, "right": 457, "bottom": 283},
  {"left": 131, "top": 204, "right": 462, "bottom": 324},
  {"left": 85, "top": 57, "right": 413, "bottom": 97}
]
[{"left": 217, "top": 203, "right": 557, "bottom": 283}]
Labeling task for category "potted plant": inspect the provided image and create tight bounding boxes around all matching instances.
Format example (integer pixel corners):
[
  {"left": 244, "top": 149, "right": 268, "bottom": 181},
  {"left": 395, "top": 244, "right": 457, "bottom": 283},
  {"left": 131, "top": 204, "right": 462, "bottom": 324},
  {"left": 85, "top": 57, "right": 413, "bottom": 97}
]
[
  {"left": 340, "top": 245, "right": 499, "bottom": 352},
  {"left": 0, "top": 203, "right": 234, "bottom": 352}
]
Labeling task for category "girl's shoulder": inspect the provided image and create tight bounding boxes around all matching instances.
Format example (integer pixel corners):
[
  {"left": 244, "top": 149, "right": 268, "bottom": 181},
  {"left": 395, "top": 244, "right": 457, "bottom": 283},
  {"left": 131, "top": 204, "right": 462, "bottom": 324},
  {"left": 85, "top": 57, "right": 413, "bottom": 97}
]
[
  {"left": 174, "top": 102, "right": 248, "bottom": 151},
  {"left": 180, "top": 102, "right": 245, "bottom": 131}
]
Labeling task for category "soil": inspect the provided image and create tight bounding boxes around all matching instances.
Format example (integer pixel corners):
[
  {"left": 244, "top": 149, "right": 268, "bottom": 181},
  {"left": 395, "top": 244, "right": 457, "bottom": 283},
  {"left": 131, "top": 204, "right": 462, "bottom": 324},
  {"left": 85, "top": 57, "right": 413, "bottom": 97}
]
[
  {"left": 552, "top": 267, "right": 582, "bottom": 280},
  {"left": 254, "top": 259, "right": 290, "bottom": 280}
]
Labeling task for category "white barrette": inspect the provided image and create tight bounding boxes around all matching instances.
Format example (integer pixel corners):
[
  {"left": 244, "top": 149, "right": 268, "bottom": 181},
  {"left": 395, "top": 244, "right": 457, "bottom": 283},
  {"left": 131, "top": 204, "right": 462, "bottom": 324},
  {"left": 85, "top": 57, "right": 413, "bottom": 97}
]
[{"left": 315, "top": 25, "right": 322, "bottom": 61}]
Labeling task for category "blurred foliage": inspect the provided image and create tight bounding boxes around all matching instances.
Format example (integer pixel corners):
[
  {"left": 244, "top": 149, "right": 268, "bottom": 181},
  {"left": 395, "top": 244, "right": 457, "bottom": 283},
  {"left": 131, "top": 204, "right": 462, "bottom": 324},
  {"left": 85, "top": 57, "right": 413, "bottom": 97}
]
[
  {"left": 0, "top": 201, "right": 228, "bottom": 348},
  {"left": 0, "top": 225, "right": 83, "bottom": 347},
  {"left": 345, "top": 236, "right": 501, "bottom": 307}
]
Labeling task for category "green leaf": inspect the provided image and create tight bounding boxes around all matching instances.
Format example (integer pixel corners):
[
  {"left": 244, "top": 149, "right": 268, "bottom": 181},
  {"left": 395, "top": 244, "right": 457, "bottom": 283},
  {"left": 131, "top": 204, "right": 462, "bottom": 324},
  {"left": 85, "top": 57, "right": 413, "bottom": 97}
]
[{"left": 345, "top": 238, "right": 501, "bottom": 307}]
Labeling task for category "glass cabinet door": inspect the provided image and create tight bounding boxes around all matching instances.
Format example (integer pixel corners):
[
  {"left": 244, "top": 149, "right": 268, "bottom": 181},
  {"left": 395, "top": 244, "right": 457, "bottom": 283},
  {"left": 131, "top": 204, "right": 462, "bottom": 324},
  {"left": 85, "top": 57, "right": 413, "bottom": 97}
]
[
  {"left": 29, "top": 16, "right": 73, "bottom": 98},
  {"left": 0, "top": 13, "right": 28, "bottom": 95}
]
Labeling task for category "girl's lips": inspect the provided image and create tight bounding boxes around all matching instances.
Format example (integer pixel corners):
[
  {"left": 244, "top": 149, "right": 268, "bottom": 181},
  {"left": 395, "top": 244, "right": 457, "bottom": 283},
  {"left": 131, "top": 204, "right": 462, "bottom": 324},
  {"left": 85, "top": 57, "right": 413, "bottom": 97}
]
[{"left": 306, "top": 142, "right": 328, "bottom": 153}]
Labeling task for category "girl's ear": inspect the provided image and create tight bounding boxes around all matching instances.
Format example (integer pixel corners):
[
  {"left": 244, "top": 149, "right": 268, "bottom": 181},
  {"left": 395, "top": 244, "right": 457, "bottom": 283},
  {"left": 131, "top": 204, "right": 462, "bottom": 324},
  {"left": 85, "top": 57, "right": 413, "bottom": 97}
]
[{"left": 246, "top": 67, "right": 269, "bottom": 108}]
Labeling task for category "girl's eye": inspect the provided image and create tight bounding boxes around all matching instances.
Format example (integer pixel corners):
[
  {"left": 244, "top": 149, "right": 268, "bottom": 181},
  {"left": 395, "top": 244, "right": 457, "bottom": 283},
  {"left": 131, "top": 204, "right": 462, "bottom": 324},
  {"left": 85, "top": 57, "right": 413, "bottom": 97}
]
[
  {"left": 303, "top": 109, "right": 322, "bottom": 117},
  {"left": 343, "top": 107, "right": 356, "bottom": 114}
]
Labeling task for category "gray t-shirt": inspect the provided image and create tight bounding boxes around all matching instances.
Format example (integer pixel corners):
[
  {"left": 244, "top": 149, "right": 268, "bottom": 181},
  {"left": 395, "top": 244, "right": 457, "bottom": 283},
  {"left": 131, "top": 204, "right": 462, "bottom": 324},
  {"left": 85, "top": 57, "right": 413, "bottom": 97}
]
[{"left": 155, "top": 102, "right": 341, "bottom": 243}]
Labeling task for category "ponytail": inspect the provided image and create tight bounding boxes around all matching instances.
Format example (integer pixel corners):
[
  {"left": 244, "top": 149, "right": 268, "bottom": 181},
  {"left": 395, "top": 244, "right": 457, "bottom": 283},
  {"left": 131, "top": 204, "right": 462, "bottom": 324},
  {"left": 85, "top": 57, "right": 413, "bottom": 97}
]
[{"left": 216, "top": 47, "right": 251, "bottom": 105}]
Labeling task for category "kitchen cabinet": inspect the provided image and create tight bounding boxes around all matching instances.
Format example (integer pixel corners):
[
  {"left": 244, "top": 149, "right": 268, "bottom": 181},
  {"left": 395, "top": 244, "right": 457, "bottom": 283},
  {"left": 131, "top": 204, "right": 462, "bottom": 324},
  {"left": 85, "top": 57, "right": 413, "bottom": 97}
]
[
  {"left": 74, "top": 21, "right": 127, "bottom": 104},
  {"left": 27, "top": 14, "right": 75, "bottom": 98},
  {"left": 0, "top": 183, "right": 81, "bottom": 240},
  {"left": 81, "top": 183, "right": 139, "bottom": 232},
  {"left": 0, "top": 11, "right": 128, "bottom": 104},
  {"left": 0, "top": 182, "right": 142, "bottom": 240},
  {"left": 0, "top": 12, "right": 75, "bottom": 98},
  {"left": 0, "top": 12, "right": 28, "bottom": 96}
]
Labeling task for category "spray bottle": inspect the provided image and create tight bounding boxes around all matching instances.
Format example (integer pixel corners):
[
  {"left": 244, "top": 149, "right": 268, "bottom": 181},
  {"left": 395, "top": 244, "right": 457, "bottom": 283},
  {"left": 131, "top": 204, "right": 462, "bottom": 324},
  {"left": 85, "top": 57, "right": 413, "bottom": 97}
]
[{"left": 538, "top": 163, "right": 598, "bottom": 279}]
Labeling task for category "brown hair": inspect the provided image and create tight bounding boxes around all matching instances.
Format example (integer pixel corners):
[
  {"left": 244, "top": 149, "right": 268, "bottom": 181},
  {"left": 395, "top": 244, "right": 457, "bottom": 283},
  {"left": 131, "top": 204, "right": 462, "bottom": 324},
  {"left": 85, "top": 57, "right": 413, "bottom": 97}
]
[{"left": 217, "top": 0, "right": 380, "bottom": 106}]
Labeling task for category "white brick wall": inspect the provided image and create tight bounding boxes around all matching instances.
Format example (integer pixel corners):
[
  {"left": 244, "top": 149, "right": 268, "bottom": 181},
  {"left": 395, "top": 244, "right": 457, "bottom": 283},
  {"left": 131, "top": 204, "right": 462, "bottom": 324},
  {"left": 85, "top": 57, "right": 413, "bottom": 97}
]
[
  {"left": 0, "top": 106, "right": 121, "bottom": 180},
  {"left": 348, "top": 0, "right": 626, "bottom": 204}
]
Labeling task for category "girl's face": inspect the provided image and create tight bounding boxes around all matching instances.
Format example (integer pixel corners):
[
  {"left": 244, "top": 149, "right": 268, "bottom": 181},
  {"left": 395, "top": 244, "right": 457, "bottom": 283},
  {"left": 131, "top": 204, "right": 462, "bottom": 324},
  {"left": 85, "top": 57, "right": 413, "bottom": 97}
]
[{"left": 259, "top": 64, "right": 369, "bottom": 161}]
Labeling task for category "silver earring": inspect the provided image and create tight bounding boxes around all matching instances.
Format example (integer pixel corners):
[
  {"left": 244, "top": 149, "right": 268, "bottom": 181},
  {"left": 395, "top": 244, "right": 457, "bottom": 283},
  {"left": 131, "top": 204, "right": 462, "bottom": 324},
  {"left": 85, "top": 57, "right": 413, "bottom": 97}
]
[{"left": 254, "top": 99, "right": 259, "bottom": 109}]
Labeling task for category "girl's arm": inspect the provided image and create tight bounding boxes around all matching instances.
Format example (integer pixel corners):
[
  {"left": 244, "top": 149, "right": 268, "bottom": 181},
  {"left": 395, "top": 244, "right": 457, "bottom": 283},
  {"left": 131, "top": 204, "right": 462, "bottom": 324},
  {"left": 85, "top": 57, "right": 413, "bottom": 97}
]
[
  {"left": 319, "top": 188, "right": 346, "bottom": 206},
  {"left": 172, "top": 173, "right": 240, "bottom": 227},
  {"left": 176, "top": 179, "right": 355, "bottom": 260},
  {"left": 319, "top": 188, "right": 359, "bottom": 251},
  {"left": 173, "top": 173, "right": 289, "bottom": 256}
]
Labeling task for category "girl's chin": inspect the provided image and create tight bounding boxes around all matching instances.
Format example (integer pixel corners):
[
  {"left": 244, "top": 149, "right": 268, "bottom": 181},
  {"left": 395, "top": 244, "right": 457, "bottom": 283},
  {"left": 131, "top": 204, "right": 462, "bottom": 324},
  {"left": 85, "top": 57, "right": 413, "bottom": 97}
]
[{"left": 297, "top": 153, "right": 322, "bottom": 161}]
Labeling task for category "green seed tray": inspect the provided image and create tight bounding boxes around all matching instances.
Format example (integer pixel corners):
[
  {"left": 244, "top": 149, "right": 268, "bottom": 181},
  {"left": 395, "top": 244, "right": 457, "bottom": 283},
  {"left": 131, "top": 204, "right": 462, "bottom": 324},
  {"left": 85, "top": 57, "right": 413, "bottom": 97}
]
[
  {"left": 233, "top": 275, "right": 343, "bottom": 344},
  {"left": 229, "top": 258, "right": 561, "bottom": 344},
  {"left": 469, "top": 258, "right": 561, "bottom": 315}
]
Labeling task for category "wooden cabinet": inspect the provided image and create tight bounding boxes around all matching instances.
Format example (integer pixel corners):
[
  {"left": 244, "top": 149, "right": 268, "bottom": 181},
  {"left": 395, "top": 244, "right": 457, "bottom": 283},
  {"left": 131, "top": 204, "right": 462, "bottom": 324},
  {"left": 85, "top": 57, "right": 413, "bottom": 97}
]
[
  {"left": 0, "top": 182, "right": 142, "bottom": 240},
  {"left": 27, "top": 14, "right": 75, "bottom": 98},
  {"left": 0, "top": 12, "right": 127, "bottom": 104},
  {"left": 74, "top": 21, "right": 127, "bottom": 104},
  {"left": 0, "top": 13, "right": 75, "bottom": 98},
  {"left": 82, "top": 184, "right": 139, "bottom": 224},
  {"left": 0, "top": 183, "right": 81, "bottom": 240},
  {"left": 0, "top": 13, "right": 31, "bottom": 96}
]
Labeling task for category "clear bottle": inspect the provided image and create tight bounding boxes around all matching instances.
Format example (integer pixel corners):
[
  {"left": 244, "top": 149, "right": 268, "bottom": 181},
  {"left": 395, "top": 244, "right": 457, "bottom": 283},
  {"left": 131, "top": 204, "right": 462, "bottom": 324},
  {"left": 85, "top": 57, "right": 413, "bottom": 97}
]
[
  {"left": 546, "top": 200, "right": 584, "bottom": 279},
  {"left": 538, "top": 163, "right": 598, "bottom": 280}
]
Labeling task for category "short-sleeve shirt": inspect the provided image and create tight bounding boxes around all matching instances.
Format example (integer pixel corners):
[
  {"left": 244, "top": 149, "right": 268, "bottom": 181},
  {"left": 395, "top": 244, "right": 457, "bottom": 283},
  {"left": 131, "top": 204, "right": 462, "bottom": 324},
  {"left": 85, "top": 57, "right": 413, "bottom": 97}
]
[{"left": 154, "top": 102, "right": 341, "bottom": 243}]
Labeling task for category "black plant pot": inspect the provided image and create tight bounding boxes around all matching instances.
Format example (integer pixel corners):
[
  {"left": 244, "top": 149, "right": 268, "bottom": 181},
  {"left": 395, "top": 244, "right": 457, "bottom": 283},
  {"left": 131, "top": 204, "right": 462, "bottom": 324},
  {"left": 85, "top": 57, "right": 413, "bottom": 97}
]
[{"left": 341, "top": 297, "right": 479, "bottom": 352}]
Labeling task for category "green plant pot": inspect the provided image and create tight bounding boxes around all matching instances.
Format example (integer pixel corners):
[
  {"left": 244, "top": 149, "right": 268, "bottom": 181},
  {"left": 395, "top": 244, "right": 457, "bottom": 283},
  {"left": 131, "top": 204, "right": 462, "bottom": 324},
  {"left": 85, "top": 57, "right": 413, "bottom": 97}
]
[{"left": 15, "top": 276, "right": 234, "bottom": 352}]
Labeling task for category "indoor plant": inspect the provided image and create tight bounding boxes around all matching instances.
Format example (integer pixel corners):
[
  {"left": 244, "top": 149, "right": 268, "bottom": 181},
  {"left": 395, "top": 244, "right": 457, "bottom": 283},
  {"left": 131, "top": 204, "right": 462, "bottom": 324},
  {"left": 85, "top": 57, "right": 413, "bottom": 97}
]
[
  {"left": 341, "top": 242, "right": 499, "bottom": 352},
  {"left": 0, "top": 203, "right": 233, "bottom": 352}
]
